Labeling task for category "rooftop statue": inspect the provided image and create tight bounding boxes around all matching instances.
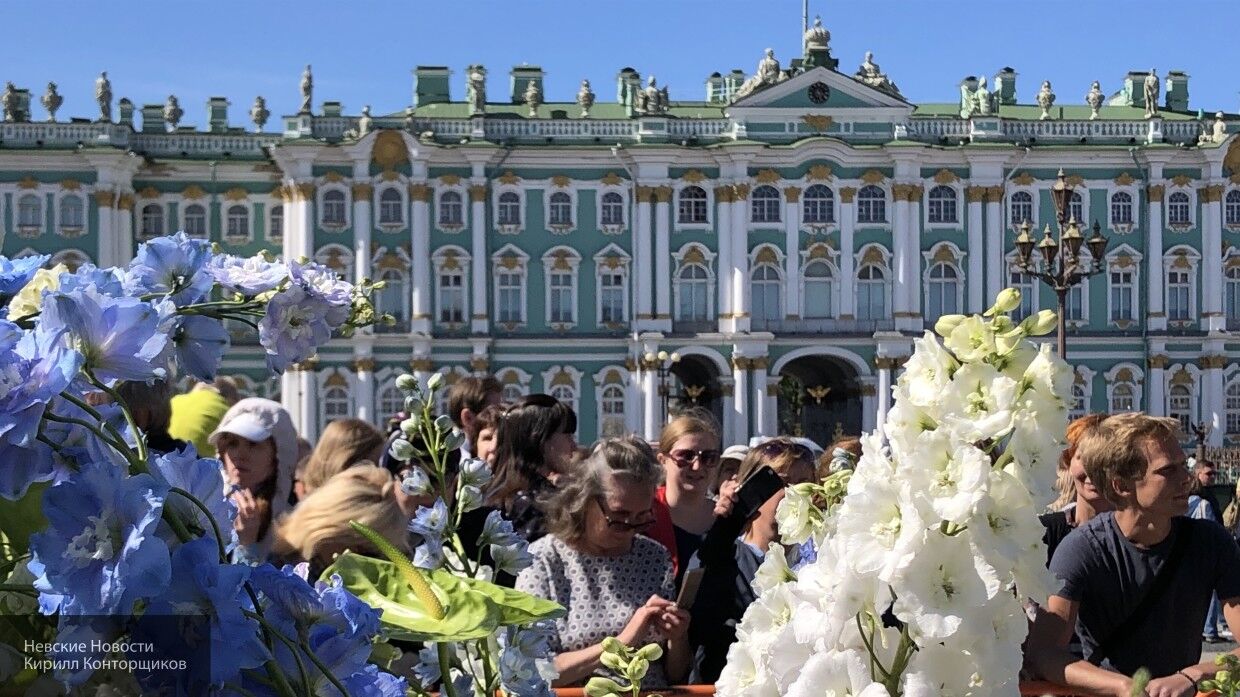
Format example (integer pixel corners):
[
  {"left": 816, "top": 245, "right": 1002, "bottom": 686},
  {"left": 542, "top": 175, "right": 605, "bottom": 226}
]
[
  {"left": 41, "top": 82, "right": 61, "bottom": 122},
  {"left": 974, "top": 75, "right": 992, "bottom": 115},
  {"left": 854, "top": 51, "right": 901, "bottom": 97},
  {"left": 250, "top": 96, "right": 269, "bottom": 132},
  {"left": 466, "top": 64, "right": 486, "bottom": 116},
  {"left": 524, "top": 79, "right": 542, "bottom": 118},
  {"left": 164, "top": 95, "right": 182, "bottom": 129},
  {"left": 576, "top": 79, "right": 595, "bottom": 118},
  {"left": 633, "top": 75, "right": 669, "bottom": 115},
  {"left": 95, "top": 71, "right": 112, "bottom": 123},
  {"left": 1, "top": 82, "right": 17, "bottom": 123},
  {"left": 299, "top": 64, "right": 313, "bottom": 115},
  {"left": 959, "top": 77, "right": 978, "bottom": 119},
  {"left": 1086, "top": 81, "right": 1105, "bottom": 120},
  {"left": 1144, "top": 69, "right": 1159, "bottom": 119},
  {"left": 733, "top": 48, "right": 786, "bottom": 100},
  {"left": 1036, "top": 80, "right": 1056, "bottom": 120},
  {"left": 357, "top": 105, "right": 373, "bottom": 136},
  {"left": 1199, "top": 112, "right": 1227, "bottom": 145}
]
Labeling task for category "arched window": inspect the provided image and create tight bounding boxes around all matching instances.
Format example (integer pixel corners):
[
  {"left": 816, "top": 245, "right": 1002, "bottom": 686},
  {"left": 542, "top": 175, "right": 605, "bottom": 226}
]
[
  {"left": 1227, "top": 267, "right": 1240, "bottom": 321},
  {"left": 600, "top": 384, "right": 627, "bottom": 437},
  {"left": 1227, "top": 381, "right": 1240, "bottom": 435},
  {"left": 323, "top": 386, "right": 351, "bottom": 426},
  {"left": 1069, "top": 383, "right": 1088, "bottom": 421},
  {"left": 751, "top": 264, "right": 782, "bottom": 322},
  {"left": 375, "top": 268, "right": 408, "bottom": 332},
  {"left": 1009, "top": 268, "right": 1036, "bottom": 322},
  {"left": 548, "top": 191, "right": 573, "bottom": 227},
  {"left": 58, "top": 195, "right": 84, "bottom": 230},
  {"left": 856, "top": 185, "right": 886, "bottom": 224},
  {"left": 501, "top": 383, "right": 524, "bottom": 403},
  {"left": 140, "top": 203, "right": 164, "bottom": 239},
  {"left": 497, "top": 191, "right": 521, "bottom": 226},
  {"left": 184, "top": 204, "right": 207, "bottom": 237},
  {"left": 1168, "top": 383, "right": 1193, "bottom": 433},
  {"left": 601, "top": 191, "right": 624, "bottom": 226},
  {"left": 1110, "top": 192, "right": 1134, "bottom": 225},
  {"left": 803, "top": 260, "right": 834, "bottom": 319},
  {"left": 926, "top": 262, "right": 960, "bottom": 318},
  {"left": 1010, "top": 191, "right": 1033, "bottom": 226},
  {"left": 439, "top": 191, "right": 463, "bottom": 226},
  {"left": 549, "top": 384, "right": 578, "bottom": 430},
  {"left": 1110, "top": 382, "right": 1136, "bottom": 413},
  {"left": 1167, "top": 192, "right": 1191, "bottom": 226},
  {"left": 678, "top": 186, "right": 707, "bottom": 224},
  {"left": 751, "top": 185, "right": 781, "bottom": 223},
  {"left": 1226, "top": 190, "right": 1240, "bottom": 227},
  {"left": 226, "top": 205, "right": 249, "bottom": 243},
  {"left": 269, "top": 205, "right": 284, "bottom": 242},
  {"left": 322, "top": 189, "right": 347, "bottom": 227},
  {"left": 927, "top": 186, "right": 957, "bottom": 224},
  {"left": 378, "top": 384, "right": 405, "bottom": 423},
  {"left": 379, "top": 188, "right": 404, "bottom": 225},
  {"left": 802, "top": 184, "right": 834, "bottom": 224},
  {"left": 1069, "top": 191, "right": 1083, "bottom": 224},
  {"left": 856, "top": 263, "right": 887, "bottom": 320},
  {"left": 676, "top": 264, "right": 710, "bottom": 321},
  {"left": 18, "top": 194, "right": 42, "bottom": 229}
]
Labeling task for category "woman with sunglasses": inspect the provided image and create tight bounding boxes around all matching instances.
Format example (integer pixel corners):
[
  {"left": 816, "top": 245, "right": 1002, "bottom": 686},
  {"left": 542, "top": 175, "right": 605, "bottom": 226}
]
[
  {"left": 648, "top": 412, "right": 739, "bottom": 586},
  {"left": 516, "top": 437, "right": 690, "bottom": 688},
  {"left": 687, "top": 436, "right": 815, "bottom": 684}
]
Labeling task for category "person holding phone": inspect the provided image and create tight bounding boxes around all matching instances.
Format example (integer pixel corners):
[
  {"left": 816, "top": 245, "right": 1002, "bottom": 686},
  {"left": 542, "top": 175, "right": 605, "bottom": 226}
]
[
  {"left": 687, "top": 437, "right": 816, "bottom": 684},
  {"left": 515, "top": 437, "right": 690, "bottom": 688}
]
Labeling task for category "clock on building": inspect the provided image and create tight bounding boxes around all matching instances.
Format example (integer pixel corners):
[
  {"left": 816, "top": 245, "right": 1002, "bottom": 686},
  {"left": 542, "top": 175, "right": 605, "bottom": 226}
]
[{"left": 808, "top": 81, "right": 830, "bottom": 104}]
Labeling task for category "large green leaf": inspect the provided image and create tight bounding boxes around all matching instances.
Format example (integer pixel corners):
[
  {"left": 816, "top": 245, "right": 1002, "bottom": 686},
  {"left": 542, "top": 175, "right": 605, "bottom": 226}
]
[{"left": 446, "top": 571, "right": 564, "bottom": 627}]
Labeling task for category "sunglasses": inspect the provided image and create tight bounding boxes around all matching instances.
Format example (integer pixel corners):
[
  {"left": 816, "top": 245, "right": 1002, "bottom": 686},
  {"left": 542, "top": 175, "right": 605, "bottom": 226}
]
[
  {"left": 595, "top": 499, "right": 655, "bottom": 532},
  {"left": 668, "top": 448, "right": 721, "bottom": 468},
  {"left": 757, "top": 440, "right": 815, "bottom": 464}
]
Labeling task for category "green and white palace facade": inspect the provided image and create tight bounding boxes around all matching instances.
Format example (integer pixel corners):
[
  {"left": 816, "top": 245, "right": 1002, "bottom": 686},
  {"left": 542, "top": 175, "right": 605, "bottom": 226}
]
[{"left": 3, "top": 21, "right": 1240, "bottom": 447}]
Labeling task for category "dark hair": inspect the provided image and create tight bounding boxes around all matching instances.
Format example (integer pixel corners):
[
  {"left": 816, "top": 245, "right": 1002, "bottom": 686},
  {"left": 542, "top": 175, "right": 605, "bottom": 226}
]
[
  {"left": 446, "top": 376, "right": 503, "bottom": 428},
  {"left": 485, "top": 394, "right": 577, "bottom": 513},
  {"left": 466, "top": 403, "right": 505, "bottom": 445}
]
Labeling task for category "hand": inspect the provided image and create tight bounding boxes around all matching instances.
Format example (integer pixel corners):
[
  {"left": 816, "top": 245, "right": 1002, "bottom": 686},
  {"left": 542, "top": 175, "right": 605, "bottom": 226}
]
[
  {"left": 656, "top": 605, "right": 690, "bottom": 640},
  {"left": 713, "top": 477, "right": 740, "bottom": 518},
  {"left": 618, "top": 595, "right": 676, "bottom": 647},
  {"left": 231, "top": 489, "right": 265, "bottom": 546},
  {"left": 1143, "top": 674, "right": 1196, "bottom": 697}
]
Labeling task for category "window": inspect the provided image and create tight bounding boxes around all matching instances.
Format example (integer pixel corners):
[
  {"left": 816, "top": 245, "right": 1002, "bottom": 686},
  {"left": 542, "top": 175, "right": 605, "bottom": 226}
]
[
  {"left": 1111, "top": 192, "right": 1133, "bottom": 226},
  {"left": 1228, "top": 381, "right": 1240, "bottom": 435},
  {"left": 1109, "top": 270, "right": 1135, "bottom": 321},
  {"left": 600, "top": 271, "right": 626, "bottom": 323},
  {"left": 856, "top": 185, "right": 886, "bottom": 224},
  {"left": 1167, "top": 192, "right": 1190, "bottom": 226},
  {"left": 548, "top": 270, "right": 574, "bottom": 323},
  {"left": 601, "top": 192, "right": 624, "bottom": 226},
  {"left": 323, "top": 386, "right": 351, "bottom": 426},
  {"left": 1168, "top": 384, "right": 1192, "bottom": 433},
  {"left": 379, "top": 188, "right": 404, "bottom": 225},
  {"left": 549, "top": 384, "right": 578, "bottom": 422},
  {"left": 676, "top": 264, "right": 710, "bottom": 321},
  {"left": 375, "top": 268, "right": 408, "bottom": 331},
  {"left": 1010, "top": 269, "right": 1035, "bottom": 322},
  {"left": 226, "top": 205, "right": 249, "bottom": 243},
  {"left": 184, "top": 204, "right": 207, "bottom": 237},
  {"left": 751, "top": 185, "right": 781, "bottom": 223},
  {"left": 378, "top": 385, "right": 404, "bottom": 423},
  {"left": 496, "top": 271, "right": 524, "bottom": 323},
  {"left": 856, "top": 263, "right": 888, "bottom": 320},
  {"left": 678, "top": 186, "right": 708, "bottom": 224},
  {"left": 269, "top": 205, "right": 284, "bottom": 242},
  {"left": 18, "top": 194, "right": 43, "bottom": 230},
  {"left": 438, "top": 270, "right": 465, "bottom": 324},
  {"left": 439, "top": 191, "right": 463, "bottom": 226},
  {"left": 1166, "top": 269, "right": 1191, "bottom": 321},
  {"left": 1067, "top": 283, "right": 1085, "bottom": 322},
  {"left": 600, "top": 384, "right": 626, "bottom": 437},
  {"left": 1111, "top": 382, "right": 1136, "bottom": 413},
  {"left": 1069, "top": 383, "right": 1088, "bottom": 421},
  {"left": 926, "top": 262, "right": 959, "bottom": 319},
  {"left": 322, "top": 190, "right": 347, "bottom": 227},
  {"left": 751, "top": 264, "right": 782, "bottom": 321},
  {"left": 497, "top": 192, "right": 521, "bottom": 226},
  {"left": 1010, "top": 191, "right": 1033, "bottom": 227},
  {"left": 59, "top": 195, "right": 84, "bottom": 230},
  {"left": 927, "top": 186, "right": 957, "bottom": 224},
  {"left": 548, "top": 192, "right": 573, "bottom": 227},
  {"left": 1228, "top": 267, "right": 1240, "bottom": 321},
  {"left": 501, "top": 382, "right": 525, "bottom": 403},
  {"left": 802, "top": 185, "right": 834, "bottom": 224},
  {"left": 1069, "top": 191, "right": 1083, "bottom": 224},
  {"left": 140, "top": 203, "right": 164, "bottom": 238},
  {"left": 1227, "top": 190, "right": 1240, "bottom": 227},
  {"left": 803, "top": 261, "right": 834, "bottom": 319}
]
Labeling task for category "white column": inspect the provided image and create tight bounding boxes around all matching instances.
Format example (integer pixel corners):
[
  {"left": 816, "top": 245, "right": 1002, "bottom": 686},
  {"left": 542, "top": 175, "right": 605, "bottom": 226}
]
[
  {"left": 410, "top": 183, "right": 432, "bottom": 333},
  {"left": 966, "top": 187, "right": 985, "bottom": 313},
  {"left": 282, "top": 181, "right": 317, "bottom": 440},
  {"left": 351, "top": 181, "right": 373, "bottom": 287},
  {"left": 783, "top": 188, "right": 801, "bottom": 318},
  {"left": 876, "top": 358, "right": 894, "bottom": 435},
  {"left": 860, "top": 378, "right": 878, "bottom": 433},
  {"left": 839, "top": 188, "right": 857, "bottom": 318},
  {"left": 469, "top": 183, "right": 488, "bottom": 333},
  {"left": 1147, "top": 185, "right": 1167, "bottom": 331},
  {"left": 654, "top": 186, "right": 671, "bottom": 324},
  {"left": 1204, "top": 360, "right": 1225, "bottom": 446},
  {"left": 641, "top": 365, "right": 659, "bottom": 441},
  {"left": 1147, "top": 357, "right": 1167, "bottom": 415},
  {"left": 634, "top": 186, "right": 654, "bottom": 322},
  {"left": 730, "top": 189, "right": 750, "bottom": 333},
  {"left": 411, "top": 356, "right": 433, "bottom": 393},
  {"left": 903, "top": 186, "right": 923, "bottom": 327},
  {"left": 719, "top": 377, "right": 737, "bottom": 445},
  {"left": 94, "top": 191, "right": 117, "bottom": 267},
  {"left": 891, "top": 188, "right": 911, "bottom": 317},
  {"left": 626, "top": 370, "right": 642, "bottom": 435},
  {"left": 1202, "top": 186, "right": 1225, "bottom": 332},
  {"left": 751, "top": 365, "right": 769, "bottom": 439},
  {"left": 354, "top": 356, "right": 375, "bottom": 424},
  {"left": 984, "top": 186, "right": 1004, "bottom": 304},
  {"left": 763, "top": 380, "right": 778, "bottom": 437},
  {"left": 715, "top": 186, "right": 734, "bottom": 328},
  {"left": 731, "top": 357, "right": 751, "bottom": 445}
]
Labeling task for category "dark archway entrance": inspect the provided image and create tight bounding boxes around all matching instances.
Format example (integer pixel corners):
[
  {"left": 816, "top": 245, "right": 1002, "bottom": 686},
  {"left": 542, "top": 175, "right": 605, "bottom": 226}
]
[
  {"left": 777, "top": 355, "right": 861, "bottom": 447},
  {"left": 669, "top": 354, "right": 724, "bottom": 429}
]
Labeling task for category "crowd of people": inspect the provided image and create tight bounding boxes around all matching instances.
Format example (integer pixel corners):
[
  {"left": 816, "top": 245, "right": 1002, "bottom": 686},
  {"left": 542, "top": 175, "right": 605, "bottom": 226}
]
[{"left": 125, "top": 373, "right": 1240, "bottom": 695}]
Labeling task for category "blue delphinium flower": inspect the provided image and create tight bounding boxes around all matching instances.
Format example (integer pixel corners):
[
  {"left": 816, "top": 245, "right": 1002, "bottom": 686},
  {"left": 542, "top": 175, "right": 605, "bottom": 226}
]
[
  {"left": 341, "top": 664, "right": 409, "bottom": 697},
  {"left": 477, "top": 509, "right": 521, "bottom": 549},
  {"left": 172, "top": 314, "right": 230, "bottom": 381},
  {"left": 28, "top": 462, "right": 171, "bottom": 616},
  {"left": 250, "top": 563, "right": 323, "bottom": 628},
  {"left": 288, "top": 260, "right": 352, "bottom": 326},
  {"left": 0, "top": 253, "right": 50, "bottom": 300},
  {"left": 38, "top": 286, "right": 170, "bottom": 383},
  {"left": 459, "top": 457, "right": 492, "bottom": 489},
  {"left": 5, "top": 396, "right": 133, "bottom": 501},
  {"left": 408, "top": 498, "right": 450, "bottom": 540},
  {"left": 125, "top": 231, "right": 214, "bottom": 307},
  {"left": 259, "top": 283, "right": 333, "bottom": 374},
  {"left": 499, "top": 645, "right": 551, "bottom": 697},
  {"left": 411, "top": 645, "right": 441, "bottom": 689},
  {"left": 491, "top": 541, "right": 534, "bottom": 576},
  {"left": 0, "top": 322, "right": 84, "bottom": 499},
  {"left": 57, "top": 263, "right": 126, "bottom": 297},
  {"left": 412, "top": 542, "right": 445, "bottom": 570},
  {"left": 151, "top": 445, "right": 238, "bottom": 551},
  {"left": 206, "top": 253, "right": 288, "bottom": 297}
]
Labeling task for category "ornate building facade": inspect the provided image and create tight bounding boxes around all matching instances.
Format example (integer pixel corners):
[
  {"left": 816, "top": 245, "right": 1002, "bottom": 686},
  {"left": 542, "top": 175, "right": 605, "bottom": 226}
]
[{"left": 2, "top": 21, "right": 1240, "bottom": 447}]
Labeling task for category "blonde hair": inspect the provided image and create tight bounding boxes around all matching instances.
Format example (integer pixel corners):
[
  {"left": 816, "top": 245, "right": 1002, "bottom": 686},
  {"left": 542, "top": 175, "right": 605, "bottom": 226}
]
[
  {"left": 1223, "top": 481, "right": 1240, "bottom": 532},
  {"left": 737, "top": 437, "right": 813, "bottom": 484},
  {"left": 1076, "top": 412, "right": 1182, "bottom": 506},
  {"left": 1049, "top": 413, "right": 1110, "bottom": 511},
  {"left": 657, "top": 410, "right": 720, "bottom": 455},
  {"left": 302, "top": 418, "right": 386, "bottom": 493},
  {"left": 273, "top": 465, "right": 407, "bottom": 567}
]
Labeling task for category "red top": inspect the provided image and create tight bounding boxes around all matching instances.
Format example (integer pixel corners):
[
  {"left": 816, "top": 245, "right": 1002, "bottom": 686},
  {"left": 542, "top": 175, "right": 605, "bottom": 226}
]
[{"left": 648, "top": 485, "right": 679, "bottom": 575}]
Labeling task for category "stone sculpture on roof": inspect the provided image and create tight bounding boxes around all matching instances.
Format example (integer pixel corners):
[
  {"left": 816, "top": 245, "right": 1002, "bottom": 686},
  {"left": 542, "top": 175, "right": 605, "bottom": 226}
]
[
  {"left": 1, "top": 82, "right": 17, "bottom": 123},
  {"left": 634, "top": 76, "right": 669, "bottom": 115},
  {"left": 299, "top": 64, "right": 313, "bottom": 115},
  {"left": 357, "top": 105, "right": 373, "bottom": 136},
  {"left": 1086, "top": 81, "right": 1105, "bottom": 120},
  {"left": 576, "top": 79, "right": 595, "bottom": 118},
  {"left": 854, "top": 51, "right": 901, "bottom": 97},
  {"left": 95, "top": 71, "right": 112, "bottom": 122},
  {"left": 1144, "top": 69, "right": 1160, "bottom": 118},
  {"left": 164, "top": 95, "right": 183, "bottom": 129},
  {"left": 466, "top": 64, "right": 487, "bottom": 116},
  {"left": 974, "top": 75, "right": 992, "bottom": 116},
  {"left": 250, "top": 96, "right": 269, "bottom": 132},
  {"left": 733, "top": 48, "right": 787, "bottom": 101},
  {"left": 41, "top": 82, "right": 61, "bottom": 122},
  {"left": 959, "top": 77, "right": 978, "bottom": 118},
  {"left": 524, "top": 79, "right": 542, "bottom": 118},
  {"left": 1199, "top": 112, "right": 1227, "bottom": 145},
  {"left": 1036, "top": 80, "right": 1056, "bottom": 120}
]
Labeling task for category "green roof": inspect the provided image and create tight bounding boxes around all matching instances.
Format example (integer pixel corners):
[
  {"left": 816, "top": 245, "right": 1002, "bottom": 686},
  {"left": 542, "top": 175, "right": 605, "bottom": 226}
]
[{"left": 912, "top": 103, "right": 1201, "bottom": 121}]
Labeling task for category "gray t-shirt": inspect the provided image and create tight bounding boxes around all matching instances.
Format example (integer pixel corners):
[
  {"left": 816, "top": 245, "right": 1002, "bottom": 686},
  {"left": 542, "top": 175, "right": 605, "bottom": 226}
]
[{"left": 1050, "top": 511, "right": 1240, "bottom": 676}]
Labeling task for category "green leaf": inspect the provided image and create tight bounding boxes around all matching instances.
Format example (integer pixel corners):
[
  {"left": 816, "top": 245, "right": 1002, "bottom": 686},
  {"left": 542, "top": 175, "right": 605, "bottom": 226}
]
[
  {"left": 0, "top": 482, "right": 49, "bottom": 561},
  {"left": 446, "top": 570, "right": 565, "bottom": 626}
]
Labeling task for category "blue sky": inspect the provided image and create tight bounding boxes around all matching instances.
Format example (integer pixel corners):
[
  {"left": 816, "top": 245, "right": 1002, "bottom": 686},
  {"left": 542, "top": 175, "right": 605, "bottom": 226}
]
[{"left": 3, "top": 0, "right": 1238, "bottom": 125}]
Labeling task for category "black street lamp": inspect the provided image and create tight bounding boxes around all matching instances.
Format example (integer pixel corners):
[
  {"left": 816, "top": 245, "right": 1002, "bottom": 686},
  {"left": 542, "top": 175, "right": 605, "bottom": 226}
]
[
  {"left": 642, "top": 350, "right": 681, "bottom": 424},
  {"left": 1012, "top": 169, "right": 1110, "bottom": 359}
]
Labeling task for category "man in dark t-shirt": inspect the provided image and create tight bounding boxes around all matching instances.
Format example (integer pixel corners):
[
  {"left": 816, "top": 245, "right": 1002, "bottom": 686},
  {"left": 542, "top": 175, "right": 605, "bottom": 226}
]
[{"left": 1028, "top": 413, "right": 1240, "bottom": 697}]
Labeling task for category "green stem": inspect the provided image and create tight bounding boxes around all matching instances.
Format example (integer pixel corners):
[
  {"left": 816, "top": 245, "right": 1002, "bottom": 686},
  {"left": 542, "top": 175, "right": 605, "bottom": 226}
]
[
  {"left": 480, "top": 633, "right": 498, "bottom": 696},
  {"left": 0, "top": 584, "right": 38, "bottom": 596},
  {"left": 855, "top": 612, "right": 891, "bottom": 682},
  {"left": 438, "top": 642, "right": 460, "bottom": 697},
  {"left": 243, "top": 610, "right": 314, "bottom": 696},
  {"left": 84, "top": 371, "right": 148, "bottom": 469},
  {"left": 169, "top": 486, "right": 228, "bottom": 562},
  {"left": 42, "top": 411, "right": 133, "bottom": 466}
]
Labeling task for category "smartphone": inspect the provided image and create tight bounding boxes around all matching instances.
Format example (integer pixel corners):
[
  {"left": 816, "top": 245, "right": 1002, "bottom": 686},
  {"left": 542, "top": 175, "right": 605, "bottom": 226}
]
[
  {"left": 733, "top": 465, "right": 785, "bottom": 521},
  {"left": 676, "top": 568, "right": 705, "bottom": 609}
]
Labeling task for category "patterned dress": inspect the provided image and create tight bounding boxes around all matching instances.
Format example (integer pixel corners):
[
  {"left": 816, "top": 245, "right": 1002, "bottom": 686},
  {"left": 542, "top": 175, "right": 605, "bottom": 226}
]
[{"left": 515, "top": 534, "right": 676, "bottom": 687}]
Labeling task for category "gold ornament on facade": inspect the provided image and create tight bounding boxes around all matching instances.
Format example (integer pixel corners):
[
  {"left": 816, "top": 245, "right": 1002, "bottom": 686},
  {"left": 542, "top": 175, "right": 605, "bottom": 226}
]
[
  {"left": 1112, "top": 367, "right": 1135, "bottom": 383},
  {"left": 807, "top": 242, "right": 833, "bottom": 259},
  {"left": 550, "top": 175, "right": 571, "bottom": 188},
  {"left": 1171, "top": 175, "right": 1193, "bottom": 188},
  {"left": 965, "top": 186, "right": 987, "bottom": 203},
  {"left": 320, "top": 247, "right": 347, "bottom": 272},
  {"left": 117, "top": 193, "right": 134, "bottom": 211},
  {"left": 601, "top": 254, "right": 624, "bottom": 269},
  {"left": 351, "top": 357, "right": 376, "bottom": 372},
  {"left": 468, "top": 185, "right": 487, "bottom": 202},
  {"left": 839, "top": 186, "right": 856, "bottom": 203},
  {"left": 807, "top": 164, "right": 834, "bottom": 181},
  {"left": 1065, "top": 174, "right": 1085, "bottom": 188},
  {"left": 497, "top": 171, "right": 520, "bottom": 185},
  {"left": 224, "top": 187, "right": 249, "bottom": 201},
  {"left": 860, "top": 169, "right": 886, "bottom": 184},
  {"left": 94, "top": 190, "right": 116, "bottom": 208},
  {"left": 470, "top": 357, "right": 490, "bottom": 373},
  {"left": 860, "top": 383, "right": 877, "bottom": 396},
  {"left": 17, "top": 176, "right": 38, "bottom": 189},
  {"left": 550, "top": 250, "right": 574, "bottom": 271},
  {"left": 439, "top": 174, "right": 461, "bottom": 186},
  {"left": 806, "top": 385, "right": 832, "bottom": 404},
  {"left": 985, "top": 186, "right": 1004, "bottom": 202},
  {"left": 408, "top": 183, "right": 431, "bottom": 201},
  {"left": 439, "top": 251, "right": 460, "bottom": 271},
  {"left": 801, "top": 114, "right": 833, "bottom": 132},
  {"left": 1114, "top": 172, "right": 1136, "bottom": 186},
  {"left": 1169, "top": 368, "right": 1194, "bottom": 387},
  {"left": 1200, "top": 355, "right": 1228, "bottom": 370},
  {"left": 754, "top": 246, "right": 780, "bottom": 265},
  {"left": 138, "top": 185, "right": 161, "bottom": 199},
  {"left": 371, "top": 130, "right": 408, "bottom": 171},
  {"left": 59, "top": 179, "right": 81, "bottom": 191},
  {"left": 623, "top": 357, "right": 638, "bottom": 372},
  {"left": 1171, "top": 251, "right": 1192, "bottom": 269},
  {"left": 351, "top": 183, "right": 373, "bottom": 199},
  {"left": 601, "top": 172, "right": 625, "bottom": 186},
  {"left": 1147, "top": 354, "right": 1170, "bottom": 370},
  {"left": 861, "top": 246, "right": 885, "bottom": 265},
  {"left": 931, "top": 244, "right": 957, "bottom": 263},
  {"left": 270, "top": 185, "right": 288, "bottom": 201},
  {"left": 376, "top": 251, "right": 406, "bottom": 271},
  {"left": 1146, "top": 184, "right": 1164, "bottom": 201},
  {"left": 754, "top": 169, "right": 781, "bottom": 184},
  {"left": 932, "top": 169, "right": 959, "bottom": 185},
  {"left": 682, "top": 246, "right": 707, "bottom": 265},
  {"left": 379, "top": 170, "right": 401, "bottom": 182},
  {"left": 909, "top": 185, "right": 924, "bottom": 202},
  {"left": 601, "top": 368, "right": 624, "bottom": 385},
  {"left": 1011, "top": 172, "right": 1036, "bottom": 186},
  {"left": 680, "top": 169, "right": 706, "bottom": 183},
  {"left": 1223, "top": 138, "right": 1240, "bottom": 176},
  {"left": 783, "top": 186, "right": 801, "bottom": 203},
  {"left": 713, "top": 185, "right": 734, "bottom": 203},
  {"left": 732, "top": 183, "right": 750, "bottom": 200},
  {"left": 654, "top": 186, "right": 673, "bottom": 203},
  {"left": 497, "top": 255, "right": 521, "bottom": 270},
  {"left": 1113, "top": 253, "right": 1134, "bottom": 268},
  {"left": 410, "top": 358, "right": 433, "bottom": 373},
  {"left": 549, "top": 369, "right": 574, "bottom": 387},
  {"left": 323, "top": 171, "right": 345, "bottom": 183},
  {"left": 181, "top": 184, "right": 206, "bottom": 200},
  {"left": 891, "top": 183, "right": 912, "bottom": 201},
  {"left": 1201, "top": 185, "right": 1225, "bottom": 203}
]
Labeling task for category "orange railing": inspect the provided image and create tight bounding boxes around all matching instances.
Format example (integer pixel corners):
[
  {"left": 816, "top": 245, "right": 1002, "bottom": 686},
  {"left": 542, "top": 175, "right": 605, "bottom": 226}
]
[{"left": 552, "top": 682, "right": 1082, "bottom": 696}]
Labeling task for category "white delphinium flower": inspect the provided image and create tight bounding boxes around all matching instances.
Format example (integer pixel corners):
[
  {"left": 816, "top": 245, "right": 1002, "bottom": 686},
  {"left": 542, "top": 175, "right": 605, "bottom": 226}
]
[
  {"left": 939, "top": 361, "right": 1020, "bottom": 442},
  {"left": 753, "top": 543, "right": 797, "bottom": 595},
  {"left": 905, "top": 434, "right": 990, "bottom": 525},
  {"left": 896, "top": 331, "right": 958, "bottom": 409},
  {"left": 891, "top": 532, "right": 1000, "bottom": 641},
  {"left": 786, "top": 649, "right": 876, "bottom": 697},
  {"left": 716, "top": 641, "right": 778, "bottom": 697},
  {"left": 774, "top": 486, "right": 816, "bottom": 547},
  {"left": 940, "top": 314, "right": 999, "bottom": 363},
  {"left": 834, "top": 477, "right": 924, "bottom": 583}
]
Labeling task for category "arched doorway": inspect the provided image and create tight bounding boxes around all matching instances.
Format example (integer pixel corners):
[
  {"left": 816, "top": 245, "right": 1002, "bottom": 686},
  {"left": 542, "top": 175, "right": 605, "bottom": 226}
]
[
  {"left": 777, "top": 355, "right": 861, "bottom": 447},
  {"left": 669, "top": 354, "right": 724, "bottom": 429}
]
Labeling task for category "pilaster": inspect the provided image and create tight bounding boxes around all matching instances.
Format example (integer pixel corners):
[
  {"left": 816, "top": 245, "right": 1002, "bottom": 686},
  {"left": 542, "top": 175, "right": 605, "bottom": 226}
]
[
  {"left": 1201, "top": 184, "right": 1226, "bottom": 332},
  {"left": 352, "top": 351, "right": 376, "bottom": 424},
  {"left": 838, "top": 187, "right": 857, "bottom": 318},
  {"left": 469, "top": 182, "right": 489, "bottom": 333},
  {"left": 409, "top": 181, "right": 432, "bottom": 333},
  {"left": 965, "top": 186, "right": 986, "bottom": 313},
  {"left": 714, "top": 185, "right": 735, "bottom": 330},
  {"left": 653, "top": 185, "right": 672, "bottom": 330},
  {"left": 1146, "top": 182, "right": 1167, "bottom": 331},
  {"left": 633, "top": 185, "right": 655, "bottom": 326},
  {"left": 1147, "top": 350, "right": 1169, "bottom": 415},
  {"left": 783, "top": 187, "right": 801, "bottom": 319},
  {"left": 729, "top": 183, "right": 751, "bottom": 333},
  {"left": 983, "top": 184, "right": 1004, "bottom": 303},
  {"left": 1201, "top": 349, "right": 1227, "bottom": 446}
]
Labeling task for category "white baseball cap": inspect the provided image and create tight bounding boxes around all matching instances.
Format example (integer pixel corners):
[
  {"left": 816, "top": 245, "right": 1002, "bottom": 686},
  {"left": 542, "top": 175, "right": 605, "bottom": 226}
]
[{"left": 209, "top": 407, "right": 277, "bottom": 445}]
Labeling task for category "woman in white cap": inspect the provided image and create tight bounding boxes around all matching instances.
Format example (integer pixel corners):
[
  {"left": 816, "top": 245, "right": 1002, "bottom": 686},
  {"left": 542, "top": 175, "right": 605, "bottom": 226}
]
[{"left": 209, "top": 397, "right": 299, "bottom": 564}]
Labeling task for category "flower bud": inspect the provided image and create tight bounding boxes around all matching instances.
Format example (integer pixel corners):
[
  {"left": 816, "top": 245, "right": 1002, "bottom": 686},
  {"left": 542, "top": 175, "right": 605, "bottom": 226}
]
[
  {"left": 444, "top": 429, "right": 465, "bottom": 451},
  {"left": 630, "top": 658, "right": 649, "bottom": 680},
  {"left": 400, "top": 417, "right": 420, "bottom": 438},
  {"left": 636, "top": 644, "right": 664, "bottom": 662},
  {"left": 395, "top": 374, "right": 419, "bottom": 392},
  {"left": 599, "top": 652, "right": 628, "bottom": 672},
  {"left": 1019, "top": 309, "right": 1058, "bottom": 336},
  {"left": 404, "top": 396, "right": 425, "bottom": 414},
  {"left": 426, "top": 372, "right": 444, "bottom": 391},
  {"left": 434, "top": 414, "right": 453, "bottom": 432},
  {"left": 601, "top": 637, "right": 627, "bottom": 656},
  {"left": 584, "top": 677, "right": 624, "bottom": 697},
  {"left": 986, "top": 288, "right": 1022, "bottom": 316},
  {"left": 390, "top": 438, "right": 415, "bottom": 462},
  {"left": 933, "top": 314, "right": 966, "bottom": 338}
]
